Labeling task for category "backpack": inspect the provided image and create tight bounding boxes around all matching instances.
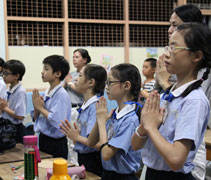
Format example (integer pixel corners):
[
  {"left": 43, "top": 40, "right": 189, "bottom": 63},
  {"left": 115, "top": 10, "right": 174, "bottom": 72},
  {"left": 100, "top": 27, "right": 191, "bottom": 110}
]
[{"left": 0, "top": 118, "right": 16, "bottom": 151}]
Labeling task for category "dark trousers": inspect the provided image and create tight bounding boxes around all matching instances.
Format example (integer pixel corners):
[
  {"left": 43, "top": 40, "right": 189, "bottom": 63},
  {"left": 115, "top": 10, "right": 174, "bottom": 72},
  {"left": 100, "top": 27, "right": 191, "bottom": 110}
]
[
  {"left": 78, "top": 151, "right": 103, "bottom": 177},
  {"left": 101, "top": 169, "right": 138, "bottom": 180},
  {"left": 146, "top": 167, "right": 196, "bottom": 180},
  {"left": 14, "top": 123, "right": 25, "bottom": 144},
  {"left": 39, "top": 133, "right": 68, "bottom": 159}
]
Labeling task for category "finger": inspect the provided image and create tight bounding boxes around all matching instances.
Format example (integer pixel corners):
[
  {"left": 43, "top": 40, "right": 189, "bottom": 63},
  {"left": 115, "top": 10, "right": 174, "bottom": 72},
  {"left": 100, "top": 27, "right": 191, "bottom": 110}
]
[
  {"left": 148, "top": 92, "right": 154, "bottom": 111},
  {"left": 155, "top": 92, "right": 160, "bottom": 111},
  {"left": 73, "top": 122, "right": 78, "bottom": 130},
  {"left": 65, "top": 119, "right": 71, "bottom": 128}
]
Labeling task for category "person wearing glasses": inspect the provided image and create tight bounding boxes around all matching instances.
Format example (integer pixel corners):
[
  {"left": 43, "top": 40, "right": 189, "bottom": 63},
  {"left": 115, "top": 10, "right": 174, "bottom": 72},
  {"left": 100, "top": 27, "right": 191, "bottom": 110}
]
[
  {"left": 87, "top": 64, "right": 142, "bottom": 180},
  {"left": 132, "top": 23, "right": 211, "bottom": 180},
  {"left": 153, "top": 4, "right": 208, "bottom": 180},
  {"left": 0, "top": 60, "right": 27, "bottom": 144}
]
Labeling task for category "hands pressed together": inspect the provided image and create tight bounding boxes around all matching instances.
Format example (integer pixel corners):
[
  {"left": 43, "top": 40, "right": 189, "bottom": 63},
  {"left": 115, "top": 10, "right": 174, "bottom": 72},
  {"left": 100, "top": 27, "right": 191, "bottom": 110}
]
[{"left": 32, "top": 89, "right": 44, "bottom": 111}]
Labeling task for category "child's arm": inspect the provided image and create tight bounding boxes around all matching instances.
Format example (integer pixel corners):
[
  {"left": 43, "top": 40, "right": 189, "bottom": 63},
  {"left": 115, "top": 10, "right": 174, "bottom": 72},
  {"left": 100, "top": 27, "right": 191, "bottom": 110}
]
[
  {"left": 131, "top": 124, "right": 148, "bottom": 150},
  {"left": 87, "top": 121, "right": 100, "bottom": 147},
  {"left": 141, "top": 91, "right": 192, "bottom": 171},
  {"left": 32, "top": 89, "right": 49, "bottom": 119},
  {"left": 60, "top": 120, "right": 101, "bottom": 149},
  {"left": 95, "top": 97, "right": 118, "bottom": 161},
  {"left": 0, "top": 98, "right": 24, "bottom": 120}
]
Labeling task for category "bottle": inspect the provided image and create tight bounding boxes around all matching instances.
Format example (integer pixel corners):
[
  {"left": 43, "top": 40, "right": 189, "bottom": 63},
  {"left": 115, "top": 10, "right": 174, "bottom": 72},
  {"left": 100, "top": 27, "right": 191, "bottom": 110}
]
[
  {"left": 23, "top": 135, "right": 41, "bottom": 180},
  {"left": 50, "top": 159, "right": 71, "bottom": 180}
]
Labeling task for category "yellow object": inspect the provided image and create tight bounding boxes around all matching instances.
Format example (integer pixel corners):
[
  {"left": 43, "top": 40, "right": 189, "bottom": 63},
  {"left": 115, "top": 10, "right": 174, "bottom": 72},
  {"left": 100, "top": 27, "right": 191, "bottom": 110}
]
[{"left": 50, "top": 159, "right": 71, "bottom": 180}]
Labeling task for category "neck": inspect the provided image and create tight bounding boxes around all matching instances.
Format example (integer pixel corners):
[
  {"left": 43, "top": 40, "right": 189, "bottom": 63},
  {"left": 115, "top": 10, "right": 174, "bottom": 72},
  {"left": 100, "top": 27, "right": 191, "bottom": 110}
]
[
  {"left": 83, "top": 89, "right": 95, "bottom": 103},
  {"left": 10, "top": 81, "right": 19, "bottom": 89},
  {"left": 144, "top": 76, "right": 154, "bottom": 83},
  {"left": 175, "top": 73, "right": 197, "bottom": 89},
  {"left": 49, "top": 80, "right": 60, "bottom": 92},
  {"left": 116, "top": 95, "right": 134, "bottom": 112}
]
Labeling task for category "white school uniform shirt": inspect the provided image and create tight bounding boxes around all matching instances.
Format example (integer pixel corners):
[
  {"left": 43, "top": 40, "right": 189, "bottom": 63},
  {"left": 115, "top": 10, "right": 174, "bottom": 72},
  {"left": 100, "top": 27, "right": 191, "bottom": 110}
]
[
  {"left": 2, "top": 83, "right": 27, "bottom": 124},
  {"left": 0, "top": 76, "right": 7, "bottom": 118},
  {"left": 32, "top": 84, "right": 72, "bottom": 138},
  {"left": 142, "top": 80, "right": 210, "bottom": 174},
  {"left": 74, "top": 95, "right": 99, "bottom": 153},
  {"left": 102, "top": 104, "right": 142, "bottom": 174}
]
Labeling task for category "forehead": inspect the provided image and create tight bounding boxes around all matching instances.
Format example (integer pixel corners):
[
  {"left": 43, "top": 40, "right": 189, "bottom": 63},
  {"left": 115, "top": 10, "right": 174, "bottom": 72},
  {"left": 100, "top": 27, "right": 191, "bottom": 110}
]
[
  {"left": 73, "top": 51, "right": 82, "bottom": 57},
  {"left": 169, "top": 12, "right": 184, "bottom": 25},
  {"left": 143, "top": 61, "right": 151, "bottom": 66},
  {"left": 3, "top": 68, "right": 12, "bottom": 72},
  {"left": 43, "top": 63, "right": 52, "bottom": 69}
]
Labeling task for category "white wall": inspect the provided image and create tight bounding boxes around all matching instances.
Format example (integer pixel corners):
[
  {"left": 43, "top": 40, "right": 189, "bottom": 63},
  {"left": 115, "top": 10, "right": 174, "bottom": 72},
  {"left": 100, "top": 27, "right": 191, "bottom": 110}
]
[
  {"left": 8, "top": 46, "right": 165, "bottom": 89},
  {"left": 9, "top": 46, "right": 64, "bottom": 89}
]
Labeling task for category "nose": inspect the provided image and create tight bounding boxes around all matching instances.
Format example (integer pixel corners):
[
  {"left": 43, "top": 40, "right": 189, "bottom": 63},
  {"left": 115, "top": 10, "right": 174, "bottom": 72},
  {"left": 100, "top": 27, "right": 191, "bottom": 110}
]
[{"left": 168, "top": 26, "right": 174, "bottom": 38}]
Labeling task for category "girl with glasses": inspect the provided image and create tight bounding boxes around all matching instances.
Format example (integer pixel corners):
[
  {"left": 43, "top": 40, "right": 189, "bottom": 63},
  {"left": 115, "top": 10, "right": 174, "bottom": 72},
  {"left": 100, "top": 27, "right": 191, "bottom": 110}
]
[{"left": 132, "top": 23, "right": 211, "bottom": 180}]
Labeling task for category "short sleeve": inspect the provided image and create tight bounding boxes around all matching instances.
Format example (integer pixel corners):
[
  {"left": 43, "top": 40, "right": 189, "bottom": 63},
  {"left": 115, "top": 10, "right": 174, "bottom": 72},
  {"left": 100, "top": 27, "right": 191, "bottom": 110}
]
[
  {"left": 174, "top": 99, "right": 209, "bottom": 150},
  {"left": 108, "top": 117, "right": 136, "bottom": 154}
]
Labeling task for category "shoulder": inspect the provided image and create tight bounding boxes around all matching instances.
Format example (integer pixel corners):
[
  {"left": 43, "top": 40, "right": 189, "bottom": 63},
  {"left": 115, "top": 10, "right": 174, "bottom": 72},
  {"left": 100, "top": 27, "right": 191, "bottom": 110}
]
[
  {"left": 118, "top": 111, "right": 139, "bottom": 127},
  {"left": 184, "top": 88, "right": 209, "bottom": 105}
]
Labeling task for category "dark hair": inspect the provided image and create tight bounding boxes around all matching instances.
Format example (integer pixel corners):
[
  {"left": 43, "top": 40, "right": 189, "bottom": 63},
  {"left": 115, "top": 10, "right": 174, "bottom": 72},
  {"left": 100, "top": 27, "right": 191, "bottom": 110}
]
[
  {"left": 176, "top": 23, "right": 211, "bottom": 97},
  {"left": 144, "top": 58, "right": 157, "bottom": 68},
  {"left": 43, "top": 55, "right": 70, "bottom": 81},
  {"left": 83, "top": 64, "right": 107, "bottom": 95},
  {"left": 3, "top": 60, "right": 25, "bottom": 81},
  {"left": 173, "top": 4, "right": 203, "bottom": 23},
  {"left": 0, "top": 58, "right": 5, "bottom": 67},
  {"left": 73, "top": 49, "right": 91, "bottom": 64},
  {"left": 111, "top": 63, "right": 141, "bottom": 102}
]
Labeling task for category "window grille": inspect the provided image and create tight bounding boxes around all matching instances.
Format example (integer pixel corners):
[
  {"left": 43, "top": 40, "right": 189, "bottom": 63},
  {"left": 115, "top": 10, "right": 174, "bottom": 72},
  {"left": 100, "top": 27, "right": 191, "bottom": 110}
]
[
  {"left": 130, "top": 25, "right": 169, "bottom": 47},
  {"left": 7, "top": 0, "right": 63, "bottom": 18},
  {"left": 8, "top": 21, "right": 63, "bottom": 46},
  {"left": 129, "top": 0, "right": 175, "bottom": 21},
  {"left": 69, "top": 23, "right": 124, "bottom": 47},
  {"left": 68, "top": 0, "right": 124, "bottom": 20},
  {"left": 187, "top": 0, "right": 211, "bottom": 9}
]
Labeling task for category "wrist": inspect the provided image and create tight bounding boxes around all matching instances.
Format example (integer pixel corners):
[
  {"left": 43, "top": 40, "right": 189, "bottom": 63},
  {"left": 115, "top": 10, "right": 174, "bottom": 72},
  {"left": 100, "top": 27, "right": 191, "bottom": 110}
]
[{"left": 135, "top": 127, "right": 148, "bottom": 139}]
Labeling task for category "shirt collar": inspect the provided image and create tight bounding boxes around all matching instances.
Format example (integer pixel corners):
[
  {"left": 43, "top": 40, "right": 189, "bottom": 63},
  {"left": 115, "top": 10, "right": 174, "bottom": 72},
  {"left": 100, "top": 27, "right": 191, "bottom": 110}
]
[
  {"left": 45, "top": 83, "right": 62, "bottom": 98},
  {"left": 81, "top": 95, "right": 99, "bottom": 110},
  {"left": 8, "top": 82, "right": 21, "bottom": 93},
  {"left": 115, "top": 104, "right": 136, "bottom": 119},
  {"left": 171, "top": 79, "right": 198, "bottom": 97}
]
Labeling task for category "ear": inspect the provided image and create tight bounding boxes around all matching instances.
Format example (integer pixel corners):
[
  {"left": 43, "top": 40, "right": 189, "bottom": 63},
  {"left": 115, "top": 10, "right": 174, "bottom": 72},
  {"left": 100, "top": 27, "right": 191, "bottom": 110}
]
[
  {"left": 55, "top": 71, "right": 62, "bottom": 78},
  {"left": 123, "top": 81, "right": 131, "bottom": 90},
  {"left": 89, "top": 78, "right": 95, "bottom": 87},
  {"left": 192, "top": 51, "right": 203, "bottom": 63},
  {"left": 14, "top": 74, "right": 19, "bottom": 80}
]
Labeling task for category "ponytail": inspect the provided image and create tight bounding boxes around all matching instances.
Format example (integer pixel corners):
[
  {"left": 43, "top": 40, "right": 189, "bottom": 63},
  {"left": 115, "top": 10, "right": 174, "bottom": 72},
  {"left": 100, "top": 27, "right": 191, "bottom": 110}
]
[{"left": 181, "top": 67, "right": 210, "bottom": 97}]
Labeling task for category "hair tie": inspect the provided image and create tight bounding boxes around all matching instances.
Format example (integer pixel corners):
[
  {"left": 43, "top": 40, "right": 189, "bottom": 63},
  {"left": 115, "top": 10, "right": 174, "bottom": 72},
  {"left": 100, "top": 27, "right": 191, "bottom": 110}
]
[{"left": 200, "top": 78, "right": 204, "bottom": 82}]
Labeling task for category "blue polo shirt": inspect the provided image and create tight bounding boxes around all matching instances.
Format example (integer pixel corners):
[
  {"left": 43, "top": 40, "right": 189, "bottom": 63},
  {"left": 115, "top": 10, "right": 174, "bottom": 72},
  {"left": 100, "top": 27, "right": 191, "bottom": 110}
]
[
  {"left": 102, "top": 104, "right": 142, "bottom": 174},
  {"left": 74, "top": 95, "right": 99, "bottom": 153},
  {"left": 32, "top": 84, "right": 72, "bottom": 138},
  {"left": 3, "top": 83, "right": 27, "bottom": 124},
  {"left": 142, "top": 80, "right": 210, "bottom": 174}
]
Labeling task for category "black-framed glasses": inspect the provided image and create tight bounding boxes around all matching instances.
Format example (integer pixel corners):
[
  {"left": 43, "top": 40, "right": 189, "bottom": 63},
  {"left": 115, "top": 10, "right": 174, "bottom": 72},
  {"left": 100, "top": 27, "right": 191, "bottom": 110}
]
[
  {"left": 105, "top": 80, "right": 122, "bottom": 86},
  {"left": 2, "top": 72, "right": 13, "bottom": 76}
]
